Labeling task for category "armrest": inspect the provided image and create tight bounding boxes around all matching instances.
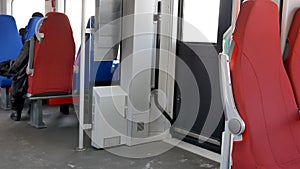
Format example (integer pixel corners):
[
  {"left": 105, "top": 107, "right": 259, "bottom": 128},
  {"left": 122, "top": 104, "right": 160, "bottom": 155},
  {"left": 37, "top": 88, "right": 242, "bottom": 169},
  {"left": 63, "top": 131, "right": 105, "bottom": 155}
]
[
  {"left": 35, "top": 17, "right": 47, "bottom": 43},
  {"left": 27, "top": 37, "right": 35, "bottom": 76},
  {"left": 219, "top": 53, "right": 245, "bottom": 140},
  {"left": 219, "top": 53, "right": 245, "bottom": 169},
  {"left": 27, "top": 16, "right": 47, "bottom": 76}
]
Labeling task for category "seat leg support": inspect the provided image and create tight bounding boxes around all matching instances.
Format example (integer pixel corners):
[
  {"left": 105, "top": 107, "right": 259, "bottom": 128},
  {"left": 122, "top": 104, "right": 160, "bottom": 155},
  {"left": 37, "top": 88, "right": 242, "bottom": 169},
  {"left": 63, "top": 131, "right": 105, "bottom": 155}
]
[
  {"left": 0, "top": 88, "right": 10, "bottom": 110},
  {"left": 220, "top": 124, "right": 232, "bottom": 169},
  {"left": 29, "top": 99, "right": 47, "bottom": 128}
]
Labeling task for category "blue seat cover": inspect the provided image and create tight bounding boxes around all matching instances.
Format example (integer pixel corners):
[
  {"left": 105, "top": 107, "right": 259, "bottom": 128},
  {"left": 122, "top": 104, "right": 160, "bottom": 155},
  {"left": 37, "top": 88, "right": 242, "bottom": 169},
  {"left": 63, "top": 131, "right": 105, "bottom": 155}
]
[
  {"left": 0, "top": 15, "right": 22, "bottom": 88},
  {"left": 22, "top": 17, "right": 42, "bottom": 43},
  {"left": 0, "top": 15, "right": 22, "bottom": 62},
  {"left": 0, "top": 76, "right": 12, "bottom": 88},
  {"left": 74, "top": 16, "right": 118, "bottom": 90}
]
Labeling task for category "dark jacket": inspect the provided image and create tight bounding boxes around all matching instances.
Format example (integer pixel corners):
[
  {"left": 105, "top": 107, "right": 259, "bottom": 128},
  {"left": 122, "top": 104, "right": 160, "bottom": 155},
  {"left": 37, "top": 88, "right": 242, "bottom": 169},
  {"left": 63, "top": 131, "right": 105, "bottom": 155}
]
[
  {"left": 10, "top": 39, "right": 30, "bottom": 95},
  {"left": 0, "top": 40, "right": 30, "bottom": 78},
  {"left": 9, "top": 40, "right": 30, "bottom": 76},
  {"left": 0, "top": 59, "right": 14, "bottom": 77}
]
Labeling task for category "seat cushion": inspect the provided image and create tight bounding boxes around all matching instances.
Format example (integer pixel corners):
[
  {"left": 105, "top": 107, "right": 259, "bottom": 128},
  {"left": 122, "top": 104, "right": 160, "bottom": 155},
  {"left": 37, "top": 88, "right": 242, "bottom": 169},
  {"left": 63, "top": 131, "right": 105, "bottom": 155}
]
[{"left": 0, "top": 76, "right": 12, "bottom": 88}]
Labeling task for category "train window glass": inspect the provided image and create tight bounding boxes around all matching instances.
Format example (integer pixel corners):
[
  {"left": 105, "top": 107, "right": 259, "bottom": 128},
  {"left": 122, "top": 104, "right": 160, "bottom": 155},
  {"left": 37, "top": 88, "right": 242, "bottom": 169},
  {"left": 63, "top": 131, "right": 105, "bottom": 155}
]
[
  {"left": 65, "top": 0, "right": 95, "bottom": 53},
  {"left": 273, "top": 0, "right": 280, "bottom": 7},
  {"left": 12, "top": 0, "right": 45, "bottom": 30},
  {"left": 182, "top": 0, "right": 220, "bottom": 43}
]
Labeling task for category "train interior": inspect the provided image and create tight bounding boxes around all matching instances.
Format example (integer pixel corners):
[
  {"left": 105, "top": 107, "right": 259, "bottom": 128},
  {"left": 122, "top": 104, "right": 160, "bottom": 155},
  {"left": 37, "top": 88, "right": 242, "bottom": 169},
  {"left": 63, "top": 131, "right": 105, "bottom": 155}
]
[{"left": 1, "top": 0, "right": 300, "bottom": 168}]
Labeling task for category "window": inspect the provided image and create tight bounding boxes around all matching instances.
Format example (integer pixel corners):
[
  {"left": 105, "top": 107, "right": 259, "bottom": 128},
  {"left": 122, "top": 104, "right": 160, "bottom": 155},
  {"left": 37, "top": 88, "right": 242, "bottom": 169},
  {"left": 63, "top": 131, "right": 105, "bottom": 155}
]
[
  {"left": 182, "top": 0, "right": 220, "bottom": 43},
  {"left": 65, "top": 0, "right": 95, "bottom": 53},
  {"left": 12, "top": 0, "right": 45, "bottom": 30}
]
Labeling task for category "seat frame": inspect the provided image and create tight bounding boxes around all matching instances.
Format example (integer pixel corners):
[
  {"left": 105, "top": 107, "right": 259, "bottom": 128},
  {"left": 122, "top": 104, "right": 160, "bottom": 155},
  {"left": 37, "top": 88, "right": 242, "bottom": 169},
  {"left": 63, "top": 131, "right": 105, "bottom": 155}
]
[
  {"left": 26, "top": 14, "right": 75, "bottom": 128},
  {"left": 0, "top": 88, "right": 10, "bottom": 110},
  {"left": 27, "top": 94, "right": 78, "bottom": 128},
  {"left": 219, "top": 53, "right": 245, "bottom": 169}
]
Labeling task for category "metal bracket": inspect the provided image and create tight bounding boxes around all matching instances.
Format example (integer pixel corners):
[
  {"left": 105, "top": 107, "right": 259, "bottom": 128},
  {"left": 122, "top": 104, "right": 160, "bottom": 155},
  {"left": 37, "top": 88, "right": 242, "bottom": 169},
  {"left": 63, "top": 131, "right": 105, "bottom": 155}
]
[
  {"left": 27, "top": 37, "right": 36, "bottom": 76},
  {"left": 82, "top": 124, "right": 92, "bottom": 130},
  {"left": 0, "top": 88, "right": 10, "bottom": 110},
  {"left": 29, "top": 100, "right": 47, "bottom": 129},
  {"left": 153, "top": 14, "right": 161, "bottom": 22},
  {"left": 35, "top": 16, "right": 48, "bottom": 43}
]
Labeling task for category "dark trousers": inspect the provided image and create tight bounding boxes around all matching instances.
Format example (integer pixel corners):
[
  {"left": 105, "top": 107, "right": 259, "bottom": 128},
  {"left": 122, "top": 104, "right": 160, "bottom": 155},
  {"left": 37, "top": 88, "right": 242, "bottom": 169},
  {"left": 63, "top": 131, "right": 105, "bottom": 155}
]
[
  {"left": 10, "top": 65, "right": 28, "bottom": 115},
  {"left": 0, "top": 59, "right": 27, "bottom": 115}
]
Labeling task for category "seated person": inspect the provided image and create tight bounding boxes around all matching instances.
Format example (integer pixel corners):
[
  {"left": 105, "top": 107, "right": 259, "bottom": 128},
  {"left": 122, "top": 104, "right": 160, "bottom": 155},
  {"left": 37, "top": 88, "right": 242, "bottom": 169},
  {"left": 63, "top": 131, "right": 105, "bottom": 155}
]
[
  {"left": 21, "top": 12, "right": 43, "bottom": 43},
  {"left": 0, "top": 38, "right": 30, "bottom": 121},
  {"left": 9, "top": 12, "right": 44, "bottom": 121},
  {"left": 18, "top": 28, "right": 26, "bottom": 40},
  {"left": 0, "top": 12, "right": 70, "bottom": 121},
  {"left": 9, "top": 38, "right": 31, "bottom": 121},
  {"left": 0, "top": 37, "right": 70, "bottom": 121}
]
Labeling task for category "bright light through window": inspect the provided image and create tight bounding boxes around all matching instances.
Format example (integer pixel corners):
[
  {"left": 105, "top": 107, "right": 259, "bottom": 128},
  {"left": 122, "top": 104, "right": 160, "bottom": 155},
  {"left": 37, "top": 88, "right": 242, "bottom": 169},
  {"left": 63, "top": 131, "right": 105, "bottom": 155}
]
[
  {"left": 12, "top": 0, "right": 45, "bottom": 30},
  {"left": 12, "top": 0, "right": 94, "bottom": 54},
  {"left": 182, "top": 0, "right": 220, "bottom": 43},
  {"left": 66, "top": 0, "right": 95, "bottom": 53}
]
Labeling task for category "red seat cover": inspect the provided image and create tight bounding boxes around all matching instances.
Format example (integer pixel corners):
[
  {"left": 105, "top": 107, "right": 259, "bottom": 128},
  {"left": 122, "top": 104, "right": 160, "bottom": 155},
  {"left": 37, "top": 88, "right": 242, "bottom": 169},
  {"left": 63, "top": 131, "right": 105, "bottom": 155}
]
[
  {"left": 230, "top": 0, "right": 300, "bottom": 168},
  {"left": 27, "top": 12, "right": 75, "bottom": 95},
  {"left": 285, "top": 9, "right": 300, "bottom": 107}
]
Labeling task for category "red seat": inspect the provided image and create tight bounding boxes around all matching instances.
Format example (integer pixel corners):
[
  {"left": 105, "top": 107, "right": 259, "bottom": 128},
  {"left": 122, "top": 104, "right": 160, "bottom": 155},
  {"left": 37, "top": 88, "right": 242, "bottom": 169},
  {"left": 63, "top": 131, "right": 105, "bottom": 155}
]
[
  {"left": 284, "top": 9, "right": 300, "bottom": 107},
  {"left": 230, "top": 0, "right": 300, "bottom": 168},
  {"left": 27, "top": 12, "right": 75, "bottom": 95}
]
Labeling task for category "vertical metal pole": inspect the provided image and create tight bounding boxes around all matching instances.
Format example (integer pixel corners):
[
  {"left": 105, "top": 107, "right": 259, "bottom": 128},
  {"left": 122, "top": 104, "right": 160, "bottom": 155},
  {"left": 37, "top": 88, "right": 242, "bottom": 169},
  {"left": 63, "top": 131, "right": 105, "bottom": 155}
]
[
  {"left": 64, "top": 0, "right": 67, "bottom": 13},
  {"left": 231, "top": 0, "right": 240, "bottom": 27},
  {"left": 10, "top": 0, "right": 15, "bottom": 15},
  {"left": 78, "top": 0, "right": 86, "bottom": 150},
  {"left": 220, "top": 124, "right": 232, "bottom": 169}
]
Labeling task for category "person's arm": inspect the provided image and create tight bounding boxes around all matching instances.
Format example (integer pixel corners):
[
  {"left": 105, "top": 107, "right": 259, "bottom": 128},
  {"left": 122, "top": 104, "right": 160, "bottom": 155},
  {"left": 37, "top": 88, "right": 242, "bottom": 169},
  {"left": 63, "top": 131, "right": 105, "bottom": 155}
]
[{"left": 8, "top": 40, "right": 30, "bottom": 75}]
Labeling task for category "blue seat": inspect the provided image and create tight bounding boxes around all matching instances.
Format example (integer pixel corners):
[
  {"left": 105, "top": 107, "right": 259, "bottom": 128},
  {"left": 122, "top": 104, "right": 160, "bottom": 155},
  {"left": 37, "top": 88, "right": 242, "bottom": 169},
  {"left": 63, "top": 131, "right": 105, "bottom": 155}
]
[
  {"left": 0, "top": 15, "right": 22, "bottom": 109},
  {"left": 0, "top": 15, "right": 22, "bottom": 63},
  {"left": 0, "top": 15, "right": 22, "bottom": 87},
  {"left": 22, "top": 17, "right": 42, "bottom": 43},
  {"left": 0, "top": 76, "right": 12, "bottom": 88},
  {"left": 74, "top": 16, "right": 118, "bottom": 90},
  {"left": 88, "top": 35, "right": 115, "bottom": 84}
]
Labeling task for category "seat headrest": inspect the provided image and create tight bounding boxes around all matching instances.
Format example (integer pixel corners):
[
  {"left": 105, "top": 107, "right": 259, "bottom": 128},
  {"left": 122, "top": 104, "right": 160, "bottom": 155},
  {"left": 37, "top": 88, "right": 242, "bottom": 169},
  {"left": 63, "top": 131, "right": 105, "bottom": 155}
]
[
  {"left": 232, "top": 0, "right": 281, "bottom": 66},
  {"left": 22, "top": 17, "right": 42, "bottom": 43},
  {"left": 0, "top": 15, "right": 22, "bottom": 62},
  {"left": 39, "top": 12, "right": 73, "bottom": 39}
]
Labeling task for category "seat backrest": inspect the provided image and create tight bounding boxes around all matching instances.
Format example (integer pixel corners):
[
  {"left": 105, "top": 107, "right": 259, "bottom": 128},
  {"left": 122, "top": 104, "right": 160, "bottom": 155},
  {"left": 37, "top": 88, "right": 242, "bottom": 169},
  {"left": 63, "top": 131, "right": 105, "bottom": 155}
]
[
  {"left": 22, "top": 17, "right": 42, "bottom": 43},
  {"left": 284, "top": 9, "right": 300, "bottom": 107},
  {"left": 0, "top": 15, "right": 22, "bottom": 62},
  {"left": 27, "top": 12, "right": 75, "bottom": 95},
  {"left": 230, "top": 0, "right": 300, "bottom": 168},
  {"left": 74, "top": 16, "right": 115, "bottom": 89}
]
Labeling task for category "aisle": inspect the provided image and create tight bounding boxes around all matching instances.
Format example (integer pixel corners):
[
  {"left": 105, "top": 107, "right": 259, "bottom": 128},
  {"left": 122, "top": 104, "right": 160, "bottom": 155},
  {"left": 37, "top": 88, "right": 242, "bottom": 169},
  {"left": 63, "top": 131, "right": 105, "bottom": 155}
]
[{"left": 0, "top": 105, "right": 219, "bottom": 169}]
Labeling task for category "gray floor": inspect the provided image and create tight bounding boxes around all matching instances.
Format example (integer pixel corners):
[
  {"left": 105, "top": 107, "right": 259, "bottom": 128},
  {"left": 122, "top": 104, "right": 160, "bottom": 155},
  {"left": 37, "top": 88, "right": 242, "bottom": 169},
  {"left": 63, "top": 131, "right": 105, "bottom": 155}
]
[{"left": 0, "top": 105, "right": 219, "bottom": 169}]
